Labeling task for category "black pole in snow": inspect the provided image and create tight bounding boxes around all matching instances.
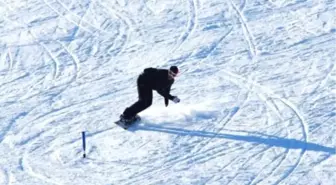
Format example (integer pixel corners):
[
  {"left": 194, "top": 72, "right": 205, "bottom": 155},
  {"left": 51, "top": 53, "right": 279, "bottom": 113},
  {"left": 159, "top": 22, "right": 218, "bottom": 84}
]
[{"left": 82, "top": 131, "right": 86, "bottom": 158}]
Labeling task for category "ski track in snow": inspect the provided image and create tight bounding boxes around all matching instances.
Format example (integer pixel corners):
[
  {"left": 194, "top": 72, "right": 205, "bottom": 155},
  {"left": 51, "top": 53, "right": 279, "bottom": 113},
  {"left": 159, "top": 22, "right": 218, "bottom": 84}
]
[
  {"left": 0, "top": 0, "right": 334, "bottom": 184},
  {"left": 52, "top": 0, "right": 108, "bottom": 34},
  {"left": 229, "top": 0, "right": 257, "bottom": 57},
  {"left": 22, "top": 152, "right": 62, "bottom": 185},
  {"left": 2, "top": 6, "right": 79, "bottom": 82},
  {"left": 0, "top": 168, "right": 9, "bottom": 185},
  {"left": 37, "top": 40, "right": 60, "bottom": 79},
  {"left": 188, "top": 92, "right": 246, "bottom": 160},
  {"left": 41, "top": 0, "right": 94, "bottom": 34},
  {"left": 271, "top": 99, "right": 308, "bottom": 184},
  {"left": 253, "top": 127, "right": 291, "bottom": 185},
  {"left": 178, "top": 0, "right": 197, "bottom": 47},
  {"left": 220, "top": 70, "right": 310, "bottom": 184},
  {"left": 98, "top": 0, "right": 131, "bottom": 56},
  {"left": 7, "top": 48, "right": 13, "bottom": 70},
  {"left": 57, "top": 40, "right": 80, "bottom": 80},
  {"left": 162, "top": 0, "right": 199, "bottom": 62},
  {"left": 0, "top": 112, "right": 28, "bottom": 144},
  {"left": 111, "top": 1, "right": 142, "bottom": 55},
  {"left": 239, "top": 0, "right": 247, "bottom": 11},
  {"left": 193, "top": 25, "right": 310, "bottom": 182},
  {"left": 225, "top": 145, "right": 273, "bottom": 185},
  {"left": 248, "top": 148, "right": 289, "bottom": 185},
  {"left": 2, "top": 15, "right": 56, "bottom": 80}
]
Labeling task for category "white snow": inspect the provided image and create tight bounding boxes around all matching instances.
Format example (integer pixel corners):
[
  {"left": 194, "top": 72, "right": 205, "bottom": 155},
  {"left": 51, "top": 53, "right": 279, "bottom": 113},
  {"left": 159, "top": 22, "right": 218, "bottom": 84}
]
[{"left": 0, "top": 0, "right": 335, "bottom": 184}]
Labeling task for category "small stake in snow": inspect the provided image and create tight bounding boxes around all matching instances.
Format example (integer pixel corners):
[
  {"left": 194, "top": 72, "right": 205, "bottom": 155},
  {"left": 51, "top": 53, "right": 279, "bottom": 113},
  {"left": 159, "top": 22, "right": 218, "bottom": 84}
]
[{"left": 82, "top": 131, "right": 86, "bottom": 158}]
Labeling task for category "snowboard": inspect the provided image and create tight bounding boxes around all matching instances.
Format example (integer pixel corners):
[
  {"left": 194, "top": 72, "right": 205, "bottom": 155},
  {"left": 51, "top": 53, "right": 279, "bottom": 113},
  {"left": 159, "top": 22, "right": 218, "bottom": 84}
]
[{"left": 114, "top": 115, "right": 141, "bottom": 130}]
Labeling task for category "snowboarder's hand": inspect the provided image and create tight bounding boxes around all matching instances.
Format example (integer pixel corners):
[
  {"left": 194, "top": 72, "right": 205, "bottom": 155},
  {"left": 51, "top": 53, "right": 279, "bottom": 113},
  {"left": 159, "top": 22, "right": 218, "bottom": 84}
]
[{"left": 172, "top": 96, "right": 180, "bottom": 103}]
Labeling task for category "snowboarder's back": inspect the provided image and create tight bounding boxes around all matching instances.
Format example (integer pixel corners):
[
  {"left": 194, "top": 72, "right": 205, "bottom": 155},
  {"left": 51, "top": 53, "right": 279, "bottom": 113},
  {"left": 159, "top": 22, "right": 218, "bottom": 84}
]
[{"left": 138, "top": 67, "right": 174, "bottom": 90}]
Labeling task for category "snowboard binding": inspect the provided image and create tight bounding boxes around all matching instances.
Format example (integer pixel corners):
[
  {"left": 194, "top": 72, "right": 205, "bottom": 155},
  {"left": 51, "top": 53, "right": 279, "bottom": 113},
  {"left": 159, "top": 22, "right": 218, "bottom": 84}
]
[{"left": 115, "top": 114, "right": 141, "bottom": 130}]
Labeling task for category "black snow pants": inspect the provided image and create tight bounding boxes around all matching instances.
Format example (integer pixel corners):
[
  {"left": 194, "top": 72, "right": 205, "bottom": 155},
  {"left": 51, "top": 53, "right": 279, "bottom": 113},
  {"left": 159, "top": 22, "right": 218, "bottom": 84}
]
[{"left": 122, "top": 76, "right": 153, "bottom": 119}]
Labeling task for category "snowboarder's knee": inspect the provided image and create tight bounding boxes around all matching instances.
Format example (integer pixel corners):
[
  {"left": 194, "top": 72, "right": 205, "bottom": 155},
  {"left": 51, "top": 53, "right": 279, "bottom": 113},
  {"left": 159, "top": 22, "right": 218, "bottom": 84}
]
[{"left": 144, "top": 99, "right": 152, "bottom": 107}]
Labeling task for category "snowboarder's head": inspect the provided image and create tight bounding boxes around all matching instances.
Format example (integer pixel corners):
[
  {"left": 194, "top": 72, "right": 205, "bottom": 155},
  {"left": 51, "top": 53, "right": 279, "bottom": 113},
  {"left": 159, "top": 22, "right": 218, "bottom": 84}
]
[{"left": 168, "top": 66, "right": 179, "bottom": 79}]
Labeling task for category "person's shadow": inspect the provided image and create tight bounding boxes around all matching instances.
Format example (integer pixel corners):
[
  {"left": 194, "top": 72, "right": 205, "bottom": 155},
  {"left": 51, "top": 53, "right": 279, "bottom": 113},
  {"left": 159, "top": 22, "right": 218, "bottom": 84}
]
[{"left": 130, "top": 123, "right": 335, "bottom": 155}]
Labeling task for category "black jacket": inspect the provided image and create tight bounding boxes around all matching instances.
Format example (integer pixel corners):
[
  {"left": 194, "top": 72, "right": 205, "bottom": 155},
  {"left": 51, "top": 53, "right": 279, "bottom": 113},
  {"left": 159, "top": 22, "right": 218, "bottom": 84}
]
[{"left": 138, "top": 68, "right": 175, "bottom": 106}]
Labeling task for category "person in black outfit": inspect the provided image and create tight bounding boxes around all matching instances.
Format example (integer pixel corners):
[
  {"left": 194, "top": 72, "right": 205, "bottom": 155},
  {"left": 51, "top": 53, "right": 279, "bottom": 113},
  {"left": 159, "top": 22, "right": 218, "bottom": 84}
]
[{"left": 120, "top": 66, "right": 181, "bottom": 122}]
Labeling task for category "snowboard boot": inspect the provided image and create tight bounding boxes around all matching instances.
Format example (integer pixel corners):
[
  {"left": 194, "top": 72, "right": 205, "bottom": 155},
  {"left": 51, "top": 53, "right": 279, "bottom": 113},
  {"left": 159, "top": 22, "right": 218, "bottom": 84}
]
[
  {"left": 121, "top": 114, "right": 141, "bottom": 126},
  {"left": 120, "top": 114, "right": 140, "bottom": 123},
  {"left": 120, "top": 114, "right": 132, "bottom": 123}
]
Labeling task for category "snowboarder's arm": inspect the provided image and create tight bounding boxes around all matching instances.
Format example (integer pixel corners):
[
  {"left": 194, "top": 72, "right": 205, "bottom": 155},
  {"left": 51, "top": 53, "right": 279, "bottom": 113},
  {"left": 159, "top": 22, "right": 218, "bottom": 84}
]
[
  {"left": 157, "top": 85, "right": 174, "bottom": 99},
  {"left": 157, "top": 85, "right": 174, "bottom": 106}
]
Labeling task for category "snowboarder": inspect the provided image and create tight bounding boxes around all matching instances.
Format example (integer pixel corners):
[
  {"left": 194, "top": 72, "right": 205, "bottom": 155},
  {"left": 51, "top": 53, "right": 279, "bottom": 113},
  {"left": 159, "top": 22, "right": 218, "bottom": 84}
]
[{"left": 119, "top": 66, "right": 181, "bottom": 124}]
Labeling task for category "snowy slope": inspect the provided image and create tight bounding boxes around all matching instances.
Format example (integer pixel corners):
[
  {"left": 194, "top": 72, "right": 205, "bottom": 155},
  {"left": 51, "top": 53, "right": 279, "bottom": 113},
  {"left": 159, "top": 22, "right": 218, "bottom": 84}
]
[{"left": 0, "top": 0, "right": 335, "bottom": 184}]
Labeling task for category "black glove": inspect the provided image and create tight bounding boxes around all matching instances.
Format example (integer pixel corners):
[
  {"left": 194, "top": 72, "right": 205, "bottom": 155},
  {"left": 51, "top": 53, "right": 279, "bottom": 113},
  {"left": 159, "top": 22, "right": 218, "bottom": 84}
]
[{"left": 165, "top": 98, "right": 169, "bottom": 107}]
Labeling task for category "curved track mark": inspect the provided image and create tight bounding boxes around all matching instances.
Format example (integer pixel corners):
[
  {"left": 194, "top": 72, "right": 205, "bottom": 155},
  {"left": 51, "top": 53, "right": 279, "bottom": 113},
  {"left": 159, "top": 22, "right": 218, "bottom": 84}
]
[
  {"left": 98, "top": 1, "right": 131, "bottom": 56},
  {"left": 273, "top": 98, "right": 308, "bottom": 141},
  {"left": 24, "top": 28, "right": 60, "bottom": 79},
  {"left": 311, "top": 62, "right": 335, "bottom": 102},
  {"left": 221, "top": 70, "right": 309, "bottom": 184},
  {"left": 37, "top": 41, "right": 59, "bottom": 79},
  {"left": 0, "top": 112, "right": 28, "bottom": 144},
  {"left": 249, "top": 126, "right": 291, "bottom": 185},
  {"left": 251, "top": 118, "right": 290, "bottom": 185},
  {"left": 54, "top": 0, "right": 113, "bottom": 35},
  {"left": 139, "top": 0, "right": 155, "bottom": 14},
  {"left": 229, "top": 0, "right": 257, "bottom": 57},
  {"left": 269, "top": 98, "right": 285, "bottom": 121},
  {"left": 21, "top": 154, "right": 62, "bottom": 185},
  {"left": 113, "top": 0, "right": 146, "bottom": 54},
  {"left": 185, "top": 27, "right": 232, "bottom": 75},
  {"left": 239, "top": 0, "right": 247, "bottom": 10},
  {"left": 75, "top": 0, "right": 94, "bottom": 37},
  {"left": 0, "top": 168, "right": 9, "bottom": 185},
  {"left": 270, "top": 99, "right": 308, "bottom": 184},
  {"left": 195, "top": 27, "right": 233, "bottom": 63},
  {"left": 7, "top": 48, "right": 13, "bottom": 70},
  {"left": 299, "top": 57, "right": 315, "bottom": 95},
  {"left": 189, "top": 105, "right": 241, "bottom": 157},
  {"left": 176, "top": 0, "right": 197, "bottom": 49},
  {"left": 57, "top": 41, "right": 80, "bottom": 80},
  {"left": 42, "top": 0, "right": 94, "bottom": 34},
  {"left": 194, "top": 60, "right": 308, "bottom": 184},
  {"left": 0, "top": 49, "right": 7, "bottom": 73},
  {"left": 2, "top": 13, "right": 76, "bottom": 86},
  {"left": 222, "top": 70, "right": 307, "bottom": 140},
  {"left": 202, "top": 144, "right": 257, "bottom": 184},
  {"left": 226, "top": 145, "right": 274, "bottom": 185},
  {"left": 249, "top": 147, "right": 289, "bottom": 185}
]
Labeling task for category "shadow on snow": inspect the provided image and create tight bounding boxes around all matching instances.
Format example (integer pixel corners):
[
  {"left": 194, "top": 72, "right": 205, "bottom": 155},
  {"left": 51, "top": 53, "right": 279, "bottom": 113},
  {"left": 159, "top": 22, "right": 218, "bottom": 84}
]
[{"left": 132, "top": 123, "right": 335, "bottom": 155}]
